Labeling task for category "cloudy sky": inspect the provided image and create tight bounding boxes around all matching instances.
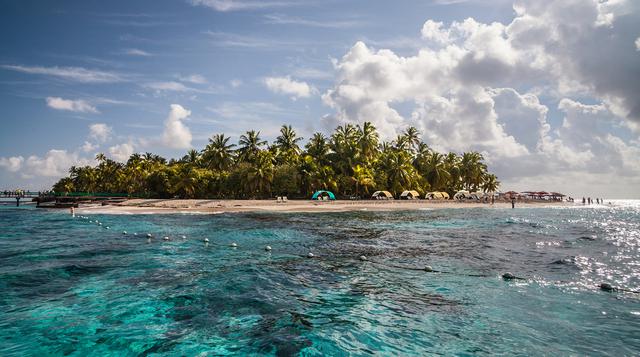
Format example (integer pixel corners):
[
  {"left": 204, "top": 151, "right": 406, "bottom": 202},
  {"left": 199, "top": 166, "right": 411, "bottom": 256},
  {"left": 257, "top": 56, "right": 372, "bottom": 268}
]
[{"left": 1, "top": 0, "right": 639, "bottom": 198}]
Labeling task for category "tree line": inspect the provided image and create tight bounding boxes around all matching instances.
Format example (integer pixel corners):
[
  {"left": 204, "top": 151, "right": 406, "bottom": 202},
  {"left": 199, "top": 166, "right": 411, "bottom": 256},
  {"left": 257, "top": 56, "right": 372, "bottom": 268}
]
[{"left": 52, "top": 123, "right": 500, "bottom": 199}]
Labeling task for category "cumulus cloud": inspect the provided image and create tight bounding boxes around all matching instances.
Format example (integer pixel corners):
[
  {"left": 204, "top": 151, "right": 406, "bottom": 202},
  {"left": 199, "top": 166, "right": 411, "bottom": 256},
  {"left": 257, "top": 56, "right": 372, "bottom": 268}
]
[
  {"left": 264, "top": 76, "right": 313, "bottom": 99},
  {"left": 0, "top": 156, "right": 24, "bottom": 172},
  {"left": 89, "top": 123, "right": 112, "bottom": 142},
  {"left": 323, "top": 0, "right": 640, "bottom": 196},
  {"left": 46, "top": 97, "right": 98, "bottom": 113},
  {"left": 82, "top": 141, "right": 98, "bottom": 153},
  {"left": 1, "top": 64, "right": 124, "bottom": 83},
  {"left": 162, "top": 104, "right": 192, "bottom": 149},
  {"left": 23, "top": 150, "right": 89, "bottom": 177},
  {"left": 108, "top": 142, "right": 135, "bottom": 162}
]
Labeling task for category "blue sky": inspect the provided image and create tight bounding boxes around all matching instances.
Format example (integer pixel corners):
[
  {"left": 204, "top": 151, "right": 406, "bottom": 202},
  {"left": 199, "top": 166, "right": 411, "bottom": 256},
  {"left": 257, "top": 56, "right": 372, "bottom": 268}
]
[{"left": 1, "top": 0, "right": 639, "bottom": 198}]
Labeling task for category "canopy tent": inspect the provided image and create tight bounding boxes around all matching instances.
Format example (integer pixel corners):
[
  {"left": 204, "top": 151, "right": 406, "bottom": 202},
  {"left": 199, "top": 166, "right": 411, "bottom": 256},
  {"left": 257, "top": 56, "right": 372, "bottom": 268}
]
[
  {"left": 311, "top": 190, "right": 336, "bottom": 200},
  {"left": 426, "top": 191, "right": 449, "bottom": 200},
  {"left": 453, "top": 190, "right": 470, "bottom": 200},
  {"left": 400, "top": 190, "right": 420, "bottom": 199},
  {"left": 470, "top": 191, "right": 488, "bottom": 200},
  {"left": 372, "top": 191, "right": 393, "bottom": 200}
]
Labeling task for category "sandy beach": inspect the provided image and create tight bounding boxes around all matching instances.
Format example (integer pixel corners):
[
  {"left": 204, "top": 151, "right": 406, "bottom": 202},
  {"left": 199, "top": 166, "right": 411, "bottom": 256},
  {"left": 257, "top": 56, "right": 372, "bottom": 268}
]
[{"left": 76, "top": 198, "right": 569, "bottom": 214}]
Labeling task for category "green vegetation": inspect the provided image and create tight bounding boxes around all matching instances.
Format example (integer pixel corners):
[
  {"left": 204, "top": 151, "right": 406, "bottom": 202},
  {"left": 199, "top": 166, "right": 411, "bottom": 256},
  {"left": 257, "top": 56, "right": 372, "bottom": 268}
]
[{"left": 52, "top": 123, "right": 500, "bottom": 199}]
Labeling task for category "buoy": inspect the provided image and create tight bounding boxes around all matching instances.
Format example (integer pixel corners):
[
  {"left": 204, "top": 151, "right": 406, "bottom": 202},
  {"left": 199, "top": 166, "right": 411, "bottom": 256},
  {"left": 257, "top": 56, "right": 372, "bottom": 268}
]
[
  {"left": 359, "top": 255, "right": 367, "bottom": 261},
  {"left": 502, "top": 272, "right": 516, "bottom": 280},
  {"left": 133, "top": 233, "right": 138, "bottom": 236},
  {"left": 123, "top": 231, "right": 127, "bottom": 235},
  {"left": 307, "top": 252, "right": 315, "bottom": 258},
  {"left": 204, "top": 238, "right": 209, "bottom": 243},
  {"left": 230, "top": 242, "right": 237, "bottom": 248},
  {"left": 105, "top": 226, "right": 110, "bottom": 229},
  {"left": 265, "top": 245, "right": 272, "bottom": 251},
  {"left": 146, "top": 233, "right": 152, "bottom": 238},
  {"left": 600, "top": 283, "right": 614, "bottom": 292},
  {"left": 424, "top": 265, "right": 433, "bottom": 272},
  {"left": 181, "top": 235, "right": 186, "bottom": 239},
  {"left": 163, "top": 236, "right": 170, "bottom": 241},
  {"left": 98, "top": 222, "right": 102, "bottom": 226}
]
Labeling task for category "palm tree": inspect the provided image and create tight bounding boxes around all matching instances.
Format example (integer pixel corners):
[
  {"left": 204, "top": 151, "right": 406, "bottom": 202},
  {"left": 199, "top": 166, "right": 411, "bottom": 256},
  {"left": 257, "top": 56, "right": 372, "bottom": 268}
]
[
  {"left": 182, "top": 149, "right": 201, "bottom": 165},
  {"left": 246, "top": 150, "right": 274, "bottom": 197},
  {"left": 357, "top": 122, "right": 379, "bottom": 165},
  {"left": 424, "top": 152, "right": 450, "bottom": 191},
  {"left": 379, "top": 150, "right": 415, "bottom": 195},
  {"left": 238, "top": 130, "right": 267, "bottom": 163},
  {"left": 403, "top": 126, "right": 421, "bottom": 152},
  {"left": 460, "top": 151, "right": 486, "bottom": 191},
  {"left": 202, "top": 134, "right": 236, "bottom": 171},
  {"left": 305, "top": 133, "right": 329, "bottom": 162},
  {"left": 482, "top": 173, "right": 500, "bottom": 193},
  {"left": 352, "top": 164, "right": 375, "bottom": 196},
  {"left": 275, "top": 125, "right": 303, "bottom": 164}
]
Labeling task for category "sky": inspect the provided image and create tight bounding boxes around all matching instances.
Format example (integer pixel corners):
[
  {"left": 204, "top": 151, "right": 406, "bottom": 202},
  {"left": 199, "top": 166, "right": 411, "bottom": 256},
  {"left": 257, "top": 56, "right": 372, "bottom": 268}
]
[{"left": 0, "top": 0, "right": 639, "bottom": 198}]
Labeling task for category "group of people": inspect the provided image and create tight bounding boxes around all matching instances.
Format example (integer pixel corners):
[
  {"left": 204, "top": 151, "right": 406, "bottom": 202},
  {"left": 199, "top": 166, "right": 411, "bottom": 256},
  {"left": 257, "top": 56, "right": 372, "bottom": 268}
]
[
  {"left": 1, "top": 190, "right": 55, "bottom": 197},
  {"left": 2, "top": 189, "right": 28, "bottom": 197},
  {"left": 582, "top": 197, "right": 604, "bottom": 205}
]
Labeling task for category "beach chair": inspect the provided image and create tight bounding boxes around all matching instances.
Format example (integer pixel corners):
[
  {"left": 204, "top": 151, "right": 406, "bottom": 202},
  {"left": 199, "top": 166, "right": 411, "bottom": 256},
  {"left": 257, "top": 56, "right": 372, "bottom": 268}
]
[
  {"left": 283, "top": 196, "right": 288, "bottom": 203},
  {"left": 276, "top": 196, "right": 282, "bottom": 203}
]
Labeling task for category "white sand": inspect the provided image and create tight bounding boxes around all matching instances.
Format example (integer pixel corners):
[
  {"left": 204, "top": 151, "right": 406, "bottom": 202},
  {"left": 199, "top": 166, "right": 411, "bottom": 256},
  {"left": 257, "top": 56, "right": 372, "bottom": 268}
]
[{"left": 76, "top": 198, "right": 568, "bottom": 215}]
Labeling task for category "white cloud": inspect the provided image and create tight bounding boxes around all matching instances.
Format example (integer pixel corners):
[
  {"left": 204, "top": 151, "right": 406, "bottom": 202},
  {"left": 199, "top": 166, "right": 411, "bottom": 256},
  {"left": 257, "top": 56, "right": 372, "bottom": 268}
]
[
  {"left": 230, "top": 79, "right": 243, "bottom": 88},
  {"left": 421, "top": 20, "right": 451, "bottom": 44},
  {"left": 108, "top": 142, "right": 135, "bottom": 162},
  {"left": 145, "top": 81, "right": 192, "bottom": 92},
  {"left": 25, "top": 150, "right": 92, "bottom": 177},
  {"left": 82, "top": 141, "right": 98, "bottom": 153},
  {"left": 178, "top": 74, "right": 207, "bottom": 84},
  {"left": 264, "top": 76, "right": 313, "bottom": 99},
  {"left": 323, "top": 0, "right": 640, "bottom": 197},
  {"left": 162, "top": 104, "right": 192, "bottom": 149},
  {"left": 46, "top": 97, "right": 99, "bottom": 113},
  {"left": 263, "top": 13, "right": 361, "bottom": 28},
  {"left": 1, "top": 65, "right": 124, "bottom": 83},
  {"left": 636, "top": 37, "right": 640, "bottom": 51},
  {"left": 0, "top": 156, "right": 24, "bottom": 172},
  {"left": 124, "top": 48, "right": 152, "bottom": 56},
  {"left": 204, "top": 30, "right": 300, "bottom": 48},
  {"left": 89, "top": 123, "right": 112, "bottom": 142},
  {"left": 190, "top": 0, "right": 295, "bottom": 12}
]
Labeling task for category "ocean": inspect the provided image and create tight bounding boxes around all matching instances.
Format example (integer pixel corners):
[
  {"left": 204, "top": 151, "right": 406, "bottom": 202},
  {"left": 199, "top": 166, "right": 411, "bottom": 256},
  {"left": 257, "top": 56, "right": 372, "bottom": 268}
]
[{"left": 1, "top": 202, "right": 639, "bottom": 355}]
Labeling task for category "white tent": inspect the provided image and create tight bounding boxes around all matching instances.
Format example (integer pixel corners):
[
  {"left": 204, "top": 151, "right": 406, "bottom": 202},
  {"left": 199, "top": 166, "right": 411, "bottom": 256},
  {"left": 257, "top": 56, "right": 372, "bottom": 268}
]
[{"left": 400, "top": 190, "right": 420, "bottom": 199}]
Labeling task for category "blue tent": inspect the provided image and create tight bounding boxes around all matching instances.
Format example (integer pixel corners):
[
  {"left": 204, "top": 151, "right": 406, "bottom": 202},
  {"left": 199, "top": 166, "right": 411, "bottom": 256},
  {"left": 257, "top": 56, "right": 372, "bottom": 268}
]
[{"left": 311, "top": 190, "right": 336, "bottom": 200}]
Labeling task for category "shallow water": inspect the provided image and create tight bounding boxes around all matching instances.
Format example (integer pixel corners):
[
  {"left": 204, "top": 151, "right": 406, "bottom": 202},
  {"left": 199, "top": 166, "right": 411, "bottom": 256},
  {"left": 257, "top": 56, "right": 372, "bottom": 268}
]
[{"left": 1, "top": 203, "right": 639, "bottom": 356}]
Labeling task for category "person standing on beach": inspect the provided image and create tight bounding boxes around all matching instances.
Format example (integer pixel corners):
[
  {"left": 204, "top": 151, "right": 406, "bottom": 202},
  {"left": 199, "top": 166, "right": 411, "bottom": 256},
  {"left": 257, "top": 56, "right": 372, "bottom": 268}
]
[{"left": 511, "top": 196, "right": 515, "bottom": 209}]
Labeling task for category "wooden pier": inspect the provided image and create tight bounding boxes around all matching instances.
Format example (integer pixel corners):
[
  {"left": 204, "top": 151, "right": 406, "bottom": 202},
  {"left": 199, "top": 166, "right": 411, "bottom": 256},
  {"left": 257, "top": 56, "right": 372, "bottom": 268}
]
[{"left": 1, "top": 191, "right": 130, "bottom": 207}]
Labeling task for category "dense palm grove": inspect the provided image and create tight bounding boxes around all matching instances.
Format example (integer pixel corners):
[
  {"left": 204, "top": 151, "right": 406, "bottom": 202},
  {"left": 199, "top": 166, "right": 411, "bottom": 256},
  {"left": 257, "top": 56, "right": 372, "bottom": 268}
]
[{"left": 52, "top": 123, "right": 500, "bottom": 199}]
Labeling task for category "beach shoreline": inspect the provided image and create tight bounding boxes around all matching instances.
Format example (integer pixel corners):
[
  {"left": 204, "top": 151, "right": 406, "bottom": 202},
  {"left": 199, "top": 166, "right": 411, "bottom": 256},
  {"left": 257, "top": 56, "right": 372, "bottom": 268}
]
[{"left": 75, "top": 198, "right": 571, "bottom": 215}]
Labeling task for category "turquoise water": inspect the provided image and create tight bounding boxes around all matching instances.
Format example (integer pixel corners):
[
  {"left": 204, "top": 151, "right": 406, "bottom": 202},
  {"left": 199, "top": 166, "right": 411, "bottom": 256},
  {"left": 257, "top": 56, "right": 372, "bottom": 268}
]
[{"left": 1, "top": 203, "right": 639, "bottom": 356}]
